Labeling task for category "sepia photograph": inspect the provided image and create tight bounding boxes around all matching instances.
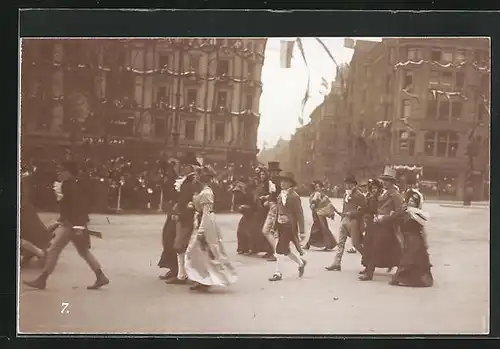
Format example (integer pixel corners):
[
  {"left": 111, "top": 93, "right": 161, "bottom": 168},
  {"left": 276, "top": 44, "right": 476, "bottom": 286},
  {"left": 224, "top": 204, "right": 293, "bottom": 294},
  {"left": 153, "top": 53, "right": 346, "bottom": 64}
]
[{"left": 18, "top": 36, "right": 490, "bottom": 334}]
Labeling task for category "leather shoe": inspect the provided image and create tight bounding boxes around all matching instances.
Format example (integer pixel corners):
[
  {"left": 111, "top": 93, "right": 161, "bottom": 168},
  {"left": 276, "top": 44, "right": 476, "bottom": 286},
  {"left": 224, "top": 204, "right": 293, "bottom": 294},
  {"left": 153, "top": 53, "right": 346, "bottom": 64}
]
[
  {"left": 268, "top": 273, "right": 283, "bottom": 282},
  {"left": 299, "top": 259, "right": 307, "bottom": 277},
  {"left": 325, "top": 265, "right": 341, "bottom": 271},
  {"left": 358, "top": 274, "right": 373, "bottom": 281},
  {"left": 87, "top": 275, "right": 110, "bottom": 290},
  {"left": 23, "top": 278, "right": 46, "bottom": 290}
]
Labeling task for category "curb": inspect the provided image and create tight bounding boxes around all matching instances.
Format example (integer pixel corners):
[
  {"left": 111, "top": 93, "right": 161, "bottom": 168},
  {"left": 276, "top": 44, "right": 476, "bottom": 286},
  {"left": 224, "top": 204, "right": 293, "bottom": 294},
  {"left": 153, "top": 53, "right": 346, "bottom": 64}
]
[{"left": 440, "top": 204, "right": 489, "bottom": 209}]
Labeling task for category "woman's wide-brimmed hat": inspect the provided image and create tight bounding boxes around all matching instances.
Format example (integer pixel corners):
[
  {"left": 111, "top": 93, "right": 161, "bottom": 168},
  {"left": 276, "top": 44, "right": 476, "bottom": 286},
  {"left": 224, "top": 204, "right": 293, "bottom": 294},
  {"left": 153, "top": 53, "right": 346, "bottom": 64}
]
[
  {"left": 279, "top": 172, "right": 297, "bottom": 186},
  {"left": 344, "top": 174, "right": 357, "bottom": 185},
  {"left": 379, "top": 166, "right": 397, "bottom": 181}
]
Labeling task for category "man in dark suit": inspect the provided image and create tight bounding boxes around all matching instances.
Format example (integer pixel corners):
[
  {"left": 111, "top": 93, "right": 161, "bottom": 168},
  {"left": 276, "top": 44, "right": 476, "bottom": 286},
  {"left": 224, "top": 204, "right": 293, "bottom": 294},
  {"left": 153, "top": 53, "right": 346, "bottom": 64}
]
[
  {"left": 165, "top": 152, "right": 201, "bottom": 284},
  {"left": 268, "top": 172, "right": 306, "bottom": 282},
  {"left": 23, "top": 160, "right": 109, "bottom": 290}
]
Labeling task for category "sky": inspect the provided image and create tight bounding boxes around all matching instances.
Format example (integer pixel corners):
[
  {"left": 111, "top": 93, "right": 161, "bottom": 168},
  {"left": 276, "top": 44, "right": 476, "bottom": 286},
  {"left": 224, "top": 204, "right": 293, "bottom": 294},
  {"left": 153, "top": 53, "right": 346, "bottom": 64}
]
[{"left": 257, "top": 37, "right": 381, "bottom": 149}]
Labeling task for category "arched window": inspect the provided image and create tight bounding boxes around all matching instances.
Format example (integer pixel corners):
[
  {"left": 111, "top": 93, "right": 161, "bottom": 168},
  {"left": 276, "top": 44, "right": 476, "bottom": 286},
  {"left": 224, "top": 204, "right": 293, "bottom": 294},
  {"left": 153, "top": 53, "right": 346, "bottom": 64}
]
[{"left": 424, "top": 132, "right": 436, "bottom": 156}]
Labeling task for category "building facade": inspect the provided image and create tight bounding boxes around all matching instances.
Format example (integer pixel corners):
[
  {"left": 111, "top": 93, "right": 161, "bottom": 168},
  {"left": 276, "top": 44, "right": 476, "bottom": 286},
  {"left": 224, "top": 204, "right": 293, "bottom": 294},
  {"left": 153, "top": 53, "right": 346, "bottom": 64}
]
[
  {"left": 21, "top": 38, "right": 266, "bottom": 168},
  {"left": 288, "top": 38, "right": 490, "bottom": 199}
]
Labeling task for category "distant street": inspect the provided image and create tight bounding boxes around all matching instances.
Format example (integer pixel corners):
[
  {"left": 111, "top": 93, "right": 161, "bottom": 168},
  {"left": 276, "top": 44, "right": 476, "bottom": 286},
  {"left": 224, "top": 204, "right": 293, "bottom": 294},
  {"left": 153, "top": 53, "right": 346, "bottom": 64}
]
[{"left": 19, "top": 198, "right": 490, "bottom": 335}]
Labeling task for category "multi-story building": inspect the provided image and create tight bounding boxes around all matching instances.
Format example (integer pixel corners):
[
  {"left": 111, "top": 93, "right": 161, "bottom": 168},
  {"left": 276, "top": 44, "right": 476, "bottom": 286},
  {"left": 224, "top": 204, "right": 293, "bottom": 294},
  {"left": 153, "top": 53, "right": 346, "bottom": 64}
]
[
  {"left": 21, "top": 38, "right": 266, "bottom": 168},
  {"left": 288, "top": 37, "right": 490, "bottom": 199}
]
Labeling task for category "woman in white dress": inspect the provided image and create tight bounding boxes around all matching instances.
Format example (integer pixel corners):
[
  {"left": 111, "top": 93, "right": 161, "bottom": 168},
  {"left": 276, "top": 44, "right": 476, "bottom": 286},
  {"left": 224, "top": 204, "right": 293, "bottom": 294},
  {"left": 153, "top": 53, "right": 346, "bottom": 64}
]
[{"left": 185, "top": 165, "right": 238, "bottom": 292}]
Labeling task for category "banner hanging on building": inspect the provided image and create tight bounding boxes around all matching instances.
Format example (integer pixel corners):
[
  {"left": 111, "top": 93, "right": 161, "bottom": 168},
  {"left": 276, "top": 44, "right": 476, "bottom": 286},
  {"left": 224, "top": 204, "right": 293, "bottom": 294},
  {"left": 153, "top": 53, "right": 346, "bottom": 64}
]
[{"left": 280, "top": 40, "right": 295, "bottom": 68}]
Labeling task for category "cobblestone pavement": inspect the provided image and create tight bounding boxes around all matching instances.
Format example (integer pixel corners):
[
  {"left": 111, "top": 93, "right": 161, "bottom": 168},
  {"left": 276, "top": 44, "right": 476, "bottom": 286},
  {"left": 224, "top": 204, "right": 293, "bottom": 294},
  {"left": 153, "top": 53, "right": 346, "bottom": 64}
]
[{"left": 18, "top": 199, "right": 489, "bottom": 335}]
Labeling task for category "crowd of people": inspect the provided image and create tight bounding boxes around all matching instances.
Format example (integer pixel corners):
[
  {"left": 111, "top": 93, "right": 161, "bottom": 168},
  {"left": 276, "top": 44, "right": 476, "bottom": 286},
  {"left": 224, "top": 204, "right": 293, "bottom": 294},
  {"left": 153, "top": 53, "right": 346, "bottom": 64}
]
[{"left": 20, "top": 151, "right": 433, "bottom": 293}]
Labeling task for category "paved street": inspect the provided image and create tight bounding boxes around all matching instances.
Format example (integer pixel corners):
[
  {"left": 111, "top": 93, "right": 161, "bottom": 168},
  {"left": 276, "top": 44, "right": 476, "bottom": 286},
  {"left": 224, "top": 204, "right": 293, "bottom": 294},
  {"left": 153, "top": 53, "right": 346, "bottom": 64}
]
[{"left": 19, "top": 198, "right": 489, "bottom": 335}]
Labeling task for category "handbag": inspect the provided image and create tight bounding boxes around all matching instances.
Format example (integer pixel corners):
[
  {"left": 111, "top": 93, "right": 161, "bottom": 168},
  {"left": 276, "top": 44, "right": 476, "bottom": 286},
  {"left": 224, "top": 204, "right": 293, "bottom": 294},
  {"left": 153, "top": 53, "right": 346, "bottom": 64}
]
[{"left": 316, "top": 196, "right": 336, "bottom": 219}]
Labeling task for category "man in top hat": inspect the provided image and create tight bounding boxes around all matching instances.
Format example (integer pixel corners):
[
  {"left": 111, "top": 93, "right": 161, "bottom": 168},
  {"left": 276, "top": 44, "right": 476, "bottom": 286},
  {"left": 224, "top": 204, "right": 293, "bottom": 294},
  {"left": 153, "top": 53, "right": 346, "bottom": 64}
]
[
  {"left": 23, "top": 160, "right": 109, "bottom": 290},
  {"left": 268, "top": 172, "right": 306, "bottom": 281},
  {"left": 165, "top": 152, "right": 201, "bottom": 284},
  {"left": 325, "top": 174, "right": 366, "bottom": 271}
]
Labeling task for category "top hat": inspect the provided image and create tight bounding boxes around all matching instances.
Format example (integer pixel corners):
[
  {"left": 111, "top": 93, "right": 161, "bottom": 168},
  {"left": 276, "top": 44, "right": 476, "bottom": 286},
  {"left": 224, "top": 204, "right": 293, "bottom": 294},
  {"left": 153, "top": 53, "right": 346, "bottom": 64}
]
[
  {"left": 279, "top": 172, "right": 297, "bottom": 186},
  {"left": 180, "top": 152, "right": 201, "bottom": 167},
  {"left": 344, "top": 174, "right": 357, "bottom": 185},
  {"left": 267, "top": 161, "right": 282, "bottom": 173},
  {"left": 379, "top": 166, "right": 397, "bottom": 181}
]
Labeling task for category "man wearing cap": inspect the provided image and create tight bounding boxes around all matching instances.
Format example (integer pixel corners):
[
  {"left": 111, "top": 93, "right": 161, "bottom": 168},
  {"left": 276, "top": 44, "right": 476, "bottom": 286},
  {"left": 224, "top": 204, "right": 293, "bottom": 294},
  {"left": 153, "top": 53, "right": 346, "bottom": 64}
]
[
  {"left": 165, "top": 152, "right": 201, "bottom": 285},
  {"left": 23, "top": 160, "right": 110, "bottom": 290},
  {"left": 268, "top": 172, "right": 306, "bottom": 282},
  {"left": 326, "top": 174, "right": 366, "bottom": 271},
  {"left": 404, "top": 173, "right": 424, "bottom": 209}
]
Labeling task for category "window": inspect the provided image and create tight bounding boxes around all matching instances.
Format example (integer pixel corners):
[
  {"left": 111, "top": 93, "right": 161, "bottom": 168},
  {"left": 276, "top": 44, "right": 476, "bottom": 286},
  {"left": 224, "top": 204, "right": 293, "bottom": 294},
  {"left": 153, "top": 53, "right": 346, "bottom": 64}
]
[
  {"left": 188, "top": 55, "right": 199, "bottom": 71},
  {"left": 400, "top": 131, "right": 416, "bottom": 156},
  {"left": 247, "top": 61, "right": 255, "bottom": 78},
  {"left": 429, "top": 70, "right": 439, "bottom": 85},
  {"left": 156, "top": 86, "right": 167, "bottom": 102},
  {"left": 441, "top": 71, "right": 453, "bottom": 86},
  {"left": 438, "top": 100, "right": 450, "bottom": 120},
  {"left": 424, "top": 132, "right": 436, "bottom": 156},
  {"left": 448, "top": 132, "right": 459, "bottom": 157},
  {"left": 431, "top": 49, "right": 442, "bottom": 62},
  {"left": 474, "top": 50, "right": 488, "bottom": 65},
  {"left": 403, "top": 71, "right": 413, "bottom": 91},
  {"left": 402, "top": 99, "right": 412, "bottom": 118},
  {"left": 427, "top": 98, "right": 437, "bottom": 119},
  {"left": 217, "top": 60, "right": 230, "bottom": 75},
  {"left": 442, "top": 50, "right": 453, "bottom": 63},
  {"left": 247, "top": 41, "right": 255, "bottom": 51},
  {"left": 455, "top": 72, "right": 465, "bottom": 89},
  {"left": 451, "top": 101, "right": 462, "bottom": 121},
  {"left": 155, "top": 117, "right": 166, "bottom": 138},
  {"left": 436, "top": 132, "right": 448, "bottom": 156},
  {"left": 407, "top": 48, "right": 422, "bottom": 61},
  {"left": 184, "top": 120, "right": 196, "bottom": 140},
  {"left": 426, "top": 131, "right": 459, "bottom": 157},
  {"left": 158, "top": 55, "right": 170, "bottom": 69},
  {"left": 455, "top": 49, "right": 466, "bottom": 63},
  {"left": 215, "top": 121, "right": 225, "bottom": 141},
  {"left": 246, "top": 94, "right": 253, "bottom": 110},
  {"left": 187, "top": 89, "right": 197, "bottom": 105},
  {"left": 217, "top": 91, "right": 227, "bottom": 108}
]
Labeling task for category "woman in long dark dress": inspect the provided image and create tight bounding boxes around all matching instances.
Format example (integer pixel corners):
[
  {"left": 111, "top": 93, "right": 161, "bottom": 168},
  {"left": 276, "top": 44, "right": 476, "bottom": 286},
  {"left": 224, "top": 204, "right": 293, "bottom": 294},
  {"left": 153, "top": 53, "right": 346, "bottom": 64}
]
[
  {"left": 359, "top": 178, "right": 402, "bottom": 280},
  {"left": 390, "top": 188, "right": 434, "bottom": 287},
  {"left": 234, "top": 180, "right": 256, "bottom": 254},
  {"left": 304, "top": 181, "right": 338, "bottom": 251},
  {"left": 157, "top": 165, "right": 179, "bottom": 280}
]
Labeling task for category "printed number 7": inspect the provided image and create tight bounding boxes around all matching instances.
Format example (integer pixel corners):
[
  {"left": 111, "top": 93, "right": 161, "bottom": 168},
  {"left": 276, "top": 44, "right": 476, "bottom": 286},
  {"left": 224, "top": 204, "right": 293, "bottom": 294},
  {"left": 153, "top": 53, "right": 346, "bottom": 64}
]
[{"left": 61, "top": 302, "right": 70, "bottom": 314}]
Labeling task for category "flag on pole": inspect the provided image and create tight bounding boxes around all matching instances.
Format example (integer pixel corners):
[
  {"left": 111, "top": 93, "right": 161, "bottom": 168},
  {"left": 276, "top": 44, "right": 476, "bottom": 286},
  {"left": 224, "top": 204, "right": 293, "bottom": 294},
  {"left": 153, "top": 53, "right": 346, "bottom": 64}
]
[
  {"left": 344, "top": 38, "right": 356, "bottom": 49},
  {"left": 280, "top": 40, "right": 295, "bottom": 68}
]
